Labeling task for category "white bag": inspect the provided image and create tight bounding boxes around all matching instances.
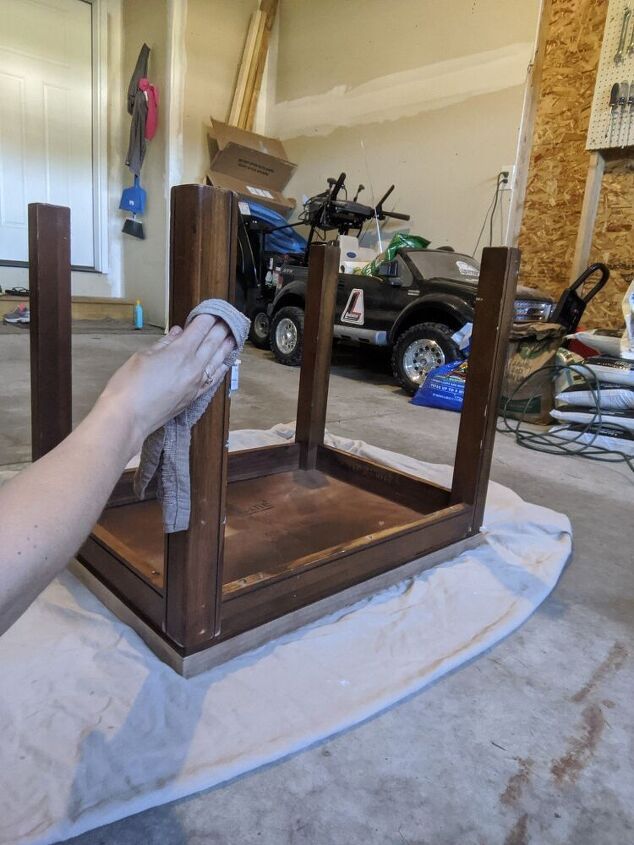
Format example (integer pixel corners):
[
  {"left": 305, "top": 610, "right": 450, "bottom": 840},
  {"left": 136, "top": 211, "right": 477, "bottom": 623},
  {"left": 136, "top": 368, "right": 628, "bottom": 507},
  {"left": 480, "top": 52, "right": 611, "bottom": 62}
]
[
  {"left": 585, "top": 356, "right": 634, "bottom": 387},
  {"left": 555, "top": 386, "right": 634, "bottom": 411},
  {"left": 550, "top": 424, "right": 634, "bottom": 456},
  {"left": 567, "top": 329, "right": 622, "bottom": 357},
  {"left": 550, "top": 408, "right": 634, "bottom": 432}
]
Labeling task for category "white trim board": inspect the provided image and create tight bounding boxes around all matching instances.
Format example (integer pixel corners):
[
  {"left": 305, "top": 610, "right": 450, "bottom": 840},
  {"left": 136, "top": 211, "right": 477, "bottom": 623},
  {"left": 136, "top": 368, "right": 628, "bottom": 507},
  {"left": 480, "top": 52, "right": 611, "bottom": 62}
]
[
  {"left": 91, "top": 0, "right": 110, "bottom": 275},
  {"left": 163, "top": 0, "right": 188, "bottom": 328}
]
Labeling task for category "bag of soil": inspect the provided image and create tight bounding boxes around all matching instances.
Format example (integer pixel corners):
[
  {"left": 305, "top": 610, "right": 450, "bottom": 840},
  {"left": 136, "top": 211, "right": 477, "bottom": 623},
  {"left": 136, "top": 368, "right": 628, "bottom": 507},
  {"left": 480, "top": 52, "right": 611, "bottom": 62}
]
[{"left": 500, "top": 322, "right": 566, "bottom": 424}]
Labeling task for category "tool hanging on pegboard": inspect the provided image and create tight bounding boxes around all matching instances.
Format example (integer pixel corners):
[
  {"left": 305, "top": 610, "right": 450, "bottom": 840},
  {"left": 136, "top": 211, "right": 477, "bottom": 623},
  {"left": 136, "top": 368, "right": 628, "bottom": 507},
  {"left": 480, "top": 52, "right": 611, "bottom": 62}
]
[
  {"left": 614, "top": 6, "right": 631, "bottom": 63},
  {"left": 627, "top": 12, "right": 634, "bottom": 57},
  {"left": 617, "top": 80, "right": 630, "bottom": 144},
  {"left": 626, "top": 81, "right": 634, "bottom": 145},
  {"left": 607, "top": 82, "right": 620, "bottom": 144},
  {"left": 587, "top": 0, "right": 634, "bottom": 150}
]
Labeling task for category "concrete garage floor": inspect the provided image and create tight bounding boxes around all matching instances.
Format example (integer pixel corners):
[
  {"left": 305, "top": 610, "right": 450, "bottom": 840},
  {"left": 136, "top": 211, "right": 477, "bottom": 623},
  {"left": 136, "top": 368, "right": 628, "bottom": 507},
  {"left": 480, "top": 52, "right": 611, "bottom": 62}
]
[{"left": 1, "top": 329, "right": 632, "bottom": 845}]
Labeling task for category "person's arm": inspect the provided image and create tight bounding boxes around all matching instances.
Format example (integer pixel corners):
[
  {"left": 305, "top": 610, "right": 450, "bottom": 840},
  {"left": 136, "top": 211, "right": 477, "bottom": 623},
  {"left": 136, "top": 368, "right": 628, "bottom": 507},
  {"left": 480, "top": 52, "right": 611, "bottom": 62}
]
[{"left": 0, "top": 315, "right": 235, "bottom": 636}]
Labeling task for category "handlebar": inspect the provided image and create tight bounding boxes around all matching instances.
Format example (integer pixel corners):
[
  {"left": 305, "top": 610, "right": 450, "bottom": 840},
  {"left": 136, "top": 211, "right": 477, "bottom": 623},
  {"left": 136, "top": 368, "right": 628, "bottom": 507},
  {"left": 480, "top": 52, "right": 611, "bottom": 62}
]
[
  {"left": 374, "top": 184, "right": 394, "bottom": 215},
  {"left": 381, "top": 211, "right": 410, "bottom": 221},
  {"left": 302, "top": 175, "right": 410, "bottom": 232},
  {"left": 374, "top": 184, "right": 408, "bottom": 220},
  {"left": 569, "top": 262, "right": 610, "bottom": 303},
  {"left": 330, "top": 172, "right": 346, "bottom": 202}
]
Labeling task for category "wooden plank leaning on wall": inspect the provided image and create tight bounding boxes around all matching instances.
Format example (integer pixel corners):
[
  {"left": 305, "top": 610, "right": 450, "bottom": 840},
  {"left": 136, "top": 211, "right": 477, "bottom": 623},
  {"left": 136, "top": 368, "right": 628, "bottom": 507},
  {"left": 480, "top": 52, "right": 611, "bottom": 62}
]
[
  {"left": 507, "top": 0, "right": 552, "bottom": 249},
  {"left": 228, "top": 0, "right": 278, "bottom": 130}
]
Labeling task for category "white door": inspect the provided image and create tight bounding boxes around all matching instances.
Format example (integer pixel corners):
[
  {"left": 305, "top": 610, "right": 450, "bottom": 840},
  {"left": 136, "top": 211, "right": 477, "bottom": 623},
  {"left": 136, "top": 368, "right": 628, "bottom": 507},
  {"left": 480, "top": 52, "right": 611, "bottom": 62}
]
[{"left": 0, "top": 0, "right": 94, "bottom": 266}]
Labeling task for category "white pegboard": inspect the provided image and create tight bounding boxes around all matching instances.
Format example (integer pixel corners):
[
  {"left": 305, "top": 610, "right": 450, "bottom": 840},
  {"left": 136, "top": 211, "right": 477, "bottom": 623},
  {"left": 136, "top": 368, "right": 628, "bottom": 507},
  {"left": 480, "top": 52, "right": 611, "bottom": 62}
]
[{"left": 587, "top": 0, "right": 634, "bottom": 150}]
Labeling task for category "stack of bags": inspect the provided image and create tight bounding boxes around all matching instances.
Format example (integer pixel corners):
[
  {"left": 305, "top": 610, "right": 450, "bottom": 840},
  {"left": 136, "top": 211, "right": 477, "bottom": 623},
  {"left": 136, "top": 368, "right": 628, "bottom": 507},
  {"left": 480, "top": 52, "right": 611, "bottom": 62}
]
[{"left": 550, "top": 283, "right": 634, "bottom": 455}]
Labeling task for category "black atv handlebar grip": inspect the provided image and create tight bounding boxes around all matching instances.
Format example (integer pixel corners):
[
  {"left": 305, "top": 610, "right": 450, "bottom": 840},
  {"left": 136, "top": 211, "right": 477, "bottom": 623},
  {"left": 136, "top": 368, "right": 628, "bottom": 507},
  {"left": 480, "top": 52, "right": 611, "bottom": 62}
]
[
  {"left": 375, "top": 184, "right": 395, "bottom": 213},
  {"left": 330, "top": 172, "right": 346, "bottom": 201},
  {"left": 382, "top": 211, "right": 410, "bottom": 221}
]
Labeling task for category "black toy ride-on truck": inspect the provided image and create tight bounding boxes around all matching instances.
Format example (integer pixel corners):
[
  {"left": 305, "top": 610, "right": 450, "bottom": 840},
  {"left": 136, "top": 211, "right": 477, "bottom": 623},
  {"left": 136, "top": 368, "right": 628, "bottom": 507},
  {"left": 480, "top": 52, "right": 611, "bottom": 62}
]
[
  {"left": 236, "top": 170, "right": 412, "bottom": 350},
  {"left": 268, "top": 248, "right": 554, "bottom": 394}
]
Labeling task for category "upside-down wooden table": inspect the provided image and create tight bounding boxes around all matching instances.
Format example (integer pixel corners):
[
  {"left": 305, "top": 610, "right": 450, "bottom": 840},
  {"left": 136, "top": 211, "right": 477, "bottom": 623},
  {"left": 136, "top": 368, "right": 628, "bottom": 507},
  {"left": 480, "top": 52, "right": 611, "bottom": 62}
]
[{"left": 28, "top": 185, "right": 519, "bottom": 676}]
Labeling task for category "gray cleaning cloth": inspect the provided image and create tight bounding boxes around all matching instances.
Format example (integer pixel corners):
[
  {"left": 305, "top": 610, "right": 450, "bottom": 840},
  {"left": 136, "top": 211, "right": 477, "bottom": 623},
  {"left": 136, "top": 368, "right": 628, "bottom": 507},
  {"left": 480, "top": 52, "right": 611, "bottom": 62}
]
[{"left": 134, "top": 299, "right": 250, "bottom": 533}]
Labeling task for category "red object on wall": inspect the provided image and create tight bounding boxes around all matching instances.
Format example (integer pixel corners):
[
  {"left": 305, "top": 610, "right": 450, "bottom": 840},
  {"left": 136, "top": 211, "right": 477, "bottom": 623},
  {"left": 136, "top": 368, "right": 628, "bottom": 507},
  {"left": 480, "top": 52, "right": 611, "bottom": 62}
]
[{"left": 139, "top": 78, "right": 159, "bottom": 140}]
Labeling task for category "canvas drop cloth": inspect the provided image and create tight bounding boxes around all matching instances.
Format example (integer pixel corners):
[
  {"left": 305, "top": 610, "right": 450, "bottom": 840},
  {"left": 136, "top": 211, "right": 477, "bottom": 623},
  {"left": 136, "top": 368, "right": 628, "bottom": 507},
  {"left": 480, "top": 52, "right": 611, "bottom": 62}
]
[{"left": 0, "top": 426, "right": 572, "bottom": 845}]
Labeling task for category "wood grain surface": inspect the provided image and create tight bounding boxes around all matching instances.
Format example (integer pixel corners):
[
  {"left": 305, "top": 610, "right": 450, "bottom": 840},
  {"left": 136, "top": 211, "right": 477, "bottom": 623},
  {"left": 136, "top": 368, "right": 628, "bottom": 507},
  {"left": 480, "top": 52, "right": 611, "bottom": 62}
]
[
  {"left": 518, "top": 0, "right": 633, "bottom": 329},
  {"left": 28, "top": 204, "right": 72, "bottom": 460}
]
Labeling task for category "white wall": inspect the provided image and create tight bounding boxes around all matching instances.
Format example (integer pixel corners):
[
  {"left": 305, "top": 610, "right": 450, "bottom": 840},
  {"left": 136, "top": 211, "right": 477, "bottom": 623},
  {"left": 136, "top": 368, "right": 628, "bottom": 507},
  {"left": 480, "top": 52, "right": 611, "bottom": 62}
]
[
  {"left": 265, "top": 0, "right": 541, "bottom": 257},
  {"left": 181, "top": 0, "right": 256, "bottom": 183},
  {"left": 118, "top": 0, "right": 170, "bottom": 326},
  {"left": 115, "top": 0, "right": 257, "bottom": 324}
]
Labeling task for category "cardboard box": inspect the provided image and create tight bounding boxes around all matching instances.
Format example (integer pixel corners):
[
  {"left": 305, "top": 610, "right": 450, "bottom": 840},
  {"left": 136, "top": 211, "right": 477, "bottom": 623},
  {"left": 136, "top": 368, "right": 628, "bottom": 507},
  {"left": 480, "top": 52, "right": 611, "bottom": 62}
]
[
  {"left": 206, "top": 117, "right": 296, "bottom": 217},
  {"left": 205, "top": 170, "right": 296, "bottom": 217}
]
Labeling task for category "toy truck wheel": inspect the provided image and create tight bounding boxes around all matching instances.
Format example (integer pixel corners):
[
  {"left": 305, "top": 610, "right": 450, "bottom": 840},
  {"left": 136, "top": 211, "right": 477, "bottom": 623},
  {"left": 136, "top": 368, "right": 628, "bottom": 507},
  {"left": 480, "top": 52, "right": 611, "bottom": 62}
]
[
  {"left": 249, "top": 308, "right": 271, "bottom": 349},
  {"left": 270, "top": 306, "right": 304, "bottom": 366},
  {"left": 391, "top": 322, "right": 460, "bottom": 395}
]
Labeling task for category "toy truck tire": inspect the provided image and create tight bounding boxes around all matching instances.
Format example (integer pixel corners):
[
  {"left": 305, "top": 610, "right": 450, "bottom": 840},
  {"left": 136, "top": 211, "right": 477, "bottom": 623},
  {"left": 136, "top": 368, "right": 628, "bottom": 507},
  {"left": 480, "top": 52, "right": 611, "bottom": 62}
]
[
  {"left": 391, "top": 322, "right": 461, "bottom": 395},
  {"left": 270, "top": 305, "right": 305, "bottom": 366},
  {"left": 249, "top": 307, "right": 271, "bottom": 349}
]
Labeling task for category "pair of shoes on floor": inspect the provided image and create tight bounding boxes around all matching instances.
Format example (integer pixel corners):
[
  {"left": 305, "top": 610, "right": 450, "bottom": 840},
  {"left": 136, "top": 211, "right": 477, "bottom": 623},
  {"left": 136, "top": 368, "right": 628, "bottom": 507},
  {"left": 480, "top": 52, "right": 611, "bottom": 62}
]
[{"left": 3, "top": 304, "right": 30, "bottom": 325}]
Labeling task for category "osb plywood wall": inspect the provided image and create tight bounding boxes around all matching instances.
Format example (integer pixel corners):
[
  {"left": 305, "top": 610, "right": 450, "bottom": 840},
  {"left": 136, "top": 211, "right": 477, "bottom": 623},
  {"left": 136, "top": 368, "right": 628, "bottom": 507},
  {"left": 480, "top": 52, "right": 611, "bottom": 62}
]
[
  {"left": 587, "top": 158, "right": 634, "bottom": 325},
  {"left": 518, "top": 0, "right": 634, "bottom": 328}
]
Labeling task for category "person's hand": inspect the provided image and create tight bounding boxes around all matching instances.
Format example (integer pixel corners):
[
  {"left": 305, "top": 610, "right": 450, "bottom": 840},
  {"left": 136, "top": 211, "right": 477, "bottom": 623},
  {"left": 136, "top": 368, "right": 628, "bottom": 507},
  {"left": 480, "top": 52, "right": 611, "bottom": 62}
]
[{"left": 97, "top": 315, "right": 236, "bottom": 453}]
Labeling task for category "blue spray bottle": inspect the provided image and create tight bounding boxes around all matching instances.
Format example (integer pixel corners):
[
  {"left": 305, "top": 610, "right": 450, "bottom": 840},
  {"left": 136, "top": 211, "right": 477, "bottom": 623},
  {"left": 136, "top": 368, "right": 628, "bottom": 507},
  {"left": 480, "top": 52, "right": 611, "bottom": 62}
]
[{"left": 134, "top": 299, "right": 144, "bottom": 330}]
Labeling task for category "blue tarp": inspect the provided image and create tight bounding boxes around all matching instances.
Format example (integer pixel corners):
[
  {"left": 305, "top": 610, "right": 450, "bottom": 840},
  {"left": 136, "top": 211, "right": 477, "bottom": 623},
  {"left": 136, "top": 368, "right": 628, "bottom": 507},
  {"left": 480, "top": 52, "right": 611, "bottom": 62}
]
[{"left": 245, "top": 202, "right": 307, "bottom": 254}]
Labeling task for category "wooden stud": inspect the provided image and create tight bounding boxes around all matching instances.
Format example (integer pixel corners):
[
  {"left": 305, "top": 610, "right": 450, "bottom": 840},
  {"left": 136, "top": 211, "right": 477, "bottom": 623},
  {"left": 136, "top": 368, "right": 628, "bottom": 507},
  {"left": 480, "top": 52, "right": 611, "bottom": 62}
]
[
  {"left": 508, "top": 0, "right": 552, "bottom": 247},
  {"left": 238, "top": 11, "right": 267, "bottom": 129},
  {"left": 28, "top": 203, "right": 72, "bottom": 461},
  {"left": 450, "top": 247, "right": 519, "bottom": 531},
  {"left": 245, "top": 0, "right": 278, "bottom": 131},
  {"left": 228, "top": 1, "right": 278, "bottom": 130},
  {"left": 228, "top": 10, "right": 265, "bottom": 127},
  {"left": 295, "top": 243, "right": 340, "bottom": 469},
  {"left": 163, "top": 185, "right": 238, "bottom": 649},
  {"left": 569, "top": 150, "right": 605, "bottom": 281}
]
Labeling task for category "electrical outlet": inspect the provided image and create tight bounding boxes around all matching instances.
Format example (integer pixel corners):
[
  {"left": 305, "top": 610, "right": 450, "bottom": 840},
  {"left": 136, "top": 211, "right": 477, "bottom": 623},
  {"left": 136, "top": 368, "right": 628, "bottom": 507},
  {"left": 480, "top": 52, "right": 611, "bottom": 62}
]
[{"left": 500, "top": 165, "right": 516, "bottom": 191}]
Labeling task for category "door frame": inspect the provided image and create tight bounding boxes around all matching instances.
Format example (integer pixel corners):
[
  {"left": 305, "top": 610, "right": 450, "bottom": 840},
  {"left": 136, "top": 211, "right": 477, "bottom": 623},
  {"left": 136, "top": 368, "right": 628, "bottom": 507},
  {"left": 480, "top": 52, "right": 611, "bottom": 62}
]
[
  {"left": 90, "top": 0, "right": 109, "bottom": 274},
  {"left": 162, "top": 0, "right": 187, "bottom": 327}
]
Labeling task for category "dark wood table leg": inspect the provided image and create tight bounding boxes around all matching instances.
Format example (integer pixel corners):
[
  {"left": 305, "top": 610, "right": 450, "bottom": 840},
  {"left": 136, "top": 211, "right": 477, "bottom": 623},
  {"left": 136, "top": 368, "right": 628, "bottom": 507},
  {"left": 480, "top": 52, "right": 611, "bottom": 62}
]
[
  {"left": 450, "top": 246, "right": 520, "bottom": 533},
  {"left": 28, "top": 203, "right": 72, "bottom": 461},
  {"left": 164, "top": 185, "right": 238, "bottom": 649},
  {"left": 295, "top": 243, "right": 340, "bottom": 469}
]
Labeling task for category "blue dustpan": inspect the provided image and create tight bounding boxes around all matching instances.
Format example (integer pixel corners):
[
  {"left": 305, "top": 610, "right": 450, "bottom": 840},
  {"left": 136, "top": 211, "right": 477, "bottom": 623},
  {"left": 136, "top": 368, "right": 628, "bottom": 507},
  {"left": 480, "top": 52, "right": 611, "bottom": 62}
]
[{"left": 119, "top": 175, "right": 147, "bottom": 214}]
